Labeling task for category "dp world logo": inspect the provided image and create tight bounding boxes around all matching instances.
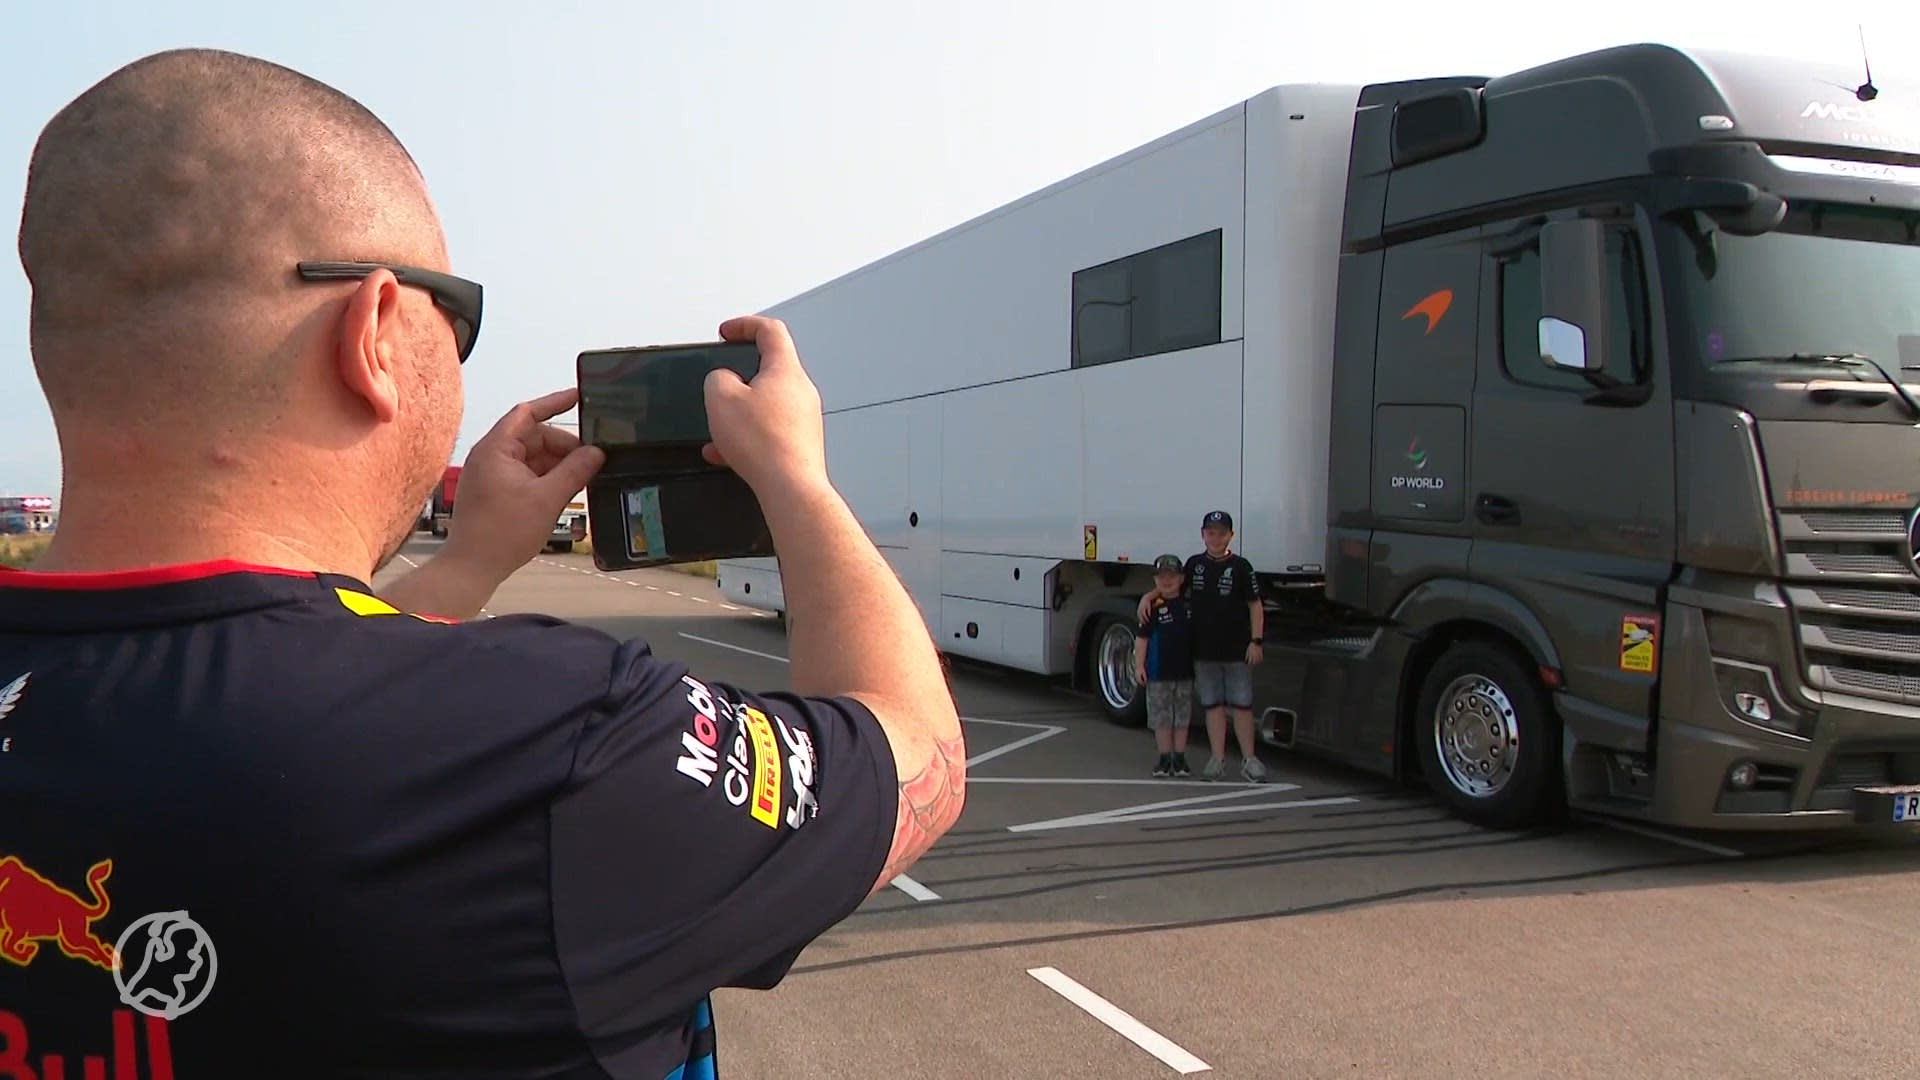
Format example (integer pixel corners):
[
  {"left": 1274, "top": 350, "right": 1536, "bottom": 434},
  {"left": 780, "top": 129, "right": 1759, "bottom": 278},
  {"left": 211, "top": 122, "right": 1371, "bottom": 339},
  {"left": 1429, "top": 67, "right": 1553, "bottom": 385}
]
[
  {"left": 114, "top": 910, "right": 218, "bottom": 1020},
  {"left": 1405, "top": 437, "right": 1429, "bottom": 471}
]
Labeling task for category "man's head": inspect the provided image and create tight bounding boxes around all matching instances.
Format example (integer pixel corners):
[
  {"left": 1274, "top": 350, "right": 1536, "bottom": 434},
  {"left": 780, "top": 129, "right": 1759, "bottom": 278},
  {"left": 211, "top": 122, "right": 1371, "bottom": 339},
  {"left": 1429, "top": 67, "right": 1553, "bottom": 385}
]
[
  {"left": 1152, "top": 553, "right": 1184, "bottom": 597},
  {"left": 18, "top": 48, "right": 467, "bottom": 572},
  {"left": 1200, "top": 510, "right": 1233, "bottom": 557}
]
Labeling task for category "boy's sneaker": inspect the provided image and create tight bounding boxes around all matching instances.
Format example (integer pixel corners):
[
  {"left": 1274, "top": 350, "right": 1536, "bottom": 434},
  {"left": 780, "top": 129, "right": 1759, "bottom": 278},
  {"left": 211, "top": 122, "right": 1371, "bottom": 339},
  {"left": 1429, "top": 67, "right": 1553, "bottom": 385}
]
[
  {"left": 1242, "top": 757, "right": 1269, "bottom": 784},
  {"left": 1172, "top": 754, "right": 1192, "bottom": 778},
  {"left": 1151, "top": 755, "right": 1173, "bottom": 778},
  {"left": 1202, "top": 756, "right": 1226, "bottom": 781}
]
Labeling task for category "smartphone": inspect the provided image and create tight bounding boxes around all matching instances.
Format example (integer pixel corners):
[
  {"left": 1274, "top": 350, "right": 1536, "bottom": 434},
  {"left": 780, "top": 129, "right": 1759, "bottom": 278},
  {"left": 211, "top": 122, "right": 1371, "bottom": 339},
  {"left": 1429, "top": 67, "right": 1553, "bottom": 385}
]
[
  {"left": 576, "top": 341, "right": 773, "bottom": 572},
  {"left": 584, "top": 469, "right": 776, "bottom": 570},
  {"left": 578, "top": 342, "right": 760, "bottom": 461}
]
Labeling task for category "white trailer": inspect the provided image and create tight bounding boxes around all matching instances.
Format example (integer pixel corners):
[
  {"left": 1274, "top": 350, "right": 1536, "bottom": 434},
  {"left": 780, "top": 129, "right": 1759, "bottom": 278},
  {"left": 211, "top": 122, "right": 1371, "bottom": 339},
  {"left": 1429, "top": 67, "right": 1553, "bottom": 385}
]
[{"left": 719, "top": 83, "right": 1362, "bottom": 712}]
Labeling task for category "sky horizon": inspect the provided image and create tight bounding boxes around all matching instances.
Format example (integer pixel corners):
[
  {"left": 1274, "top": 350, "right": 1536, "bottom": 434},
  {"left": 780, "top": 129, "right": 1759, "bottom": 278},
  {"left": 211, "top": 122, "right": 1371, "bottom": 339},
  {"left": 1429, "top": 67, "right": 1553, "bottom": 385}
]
[{"left": 2, "top": 2, "right": 1915, "bottom": 497}]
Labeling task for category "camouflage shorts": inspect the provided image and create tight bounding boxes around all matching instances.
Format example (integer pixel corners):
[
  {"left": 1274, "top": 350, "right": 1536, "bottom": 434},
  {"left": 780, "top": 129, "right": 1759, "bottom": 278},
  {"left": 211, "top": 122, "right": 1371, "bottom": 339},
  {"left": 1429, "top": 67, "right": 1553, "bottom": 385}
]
[{"left": 1146, "top": 680, "right": 1193, "bottom": 730}]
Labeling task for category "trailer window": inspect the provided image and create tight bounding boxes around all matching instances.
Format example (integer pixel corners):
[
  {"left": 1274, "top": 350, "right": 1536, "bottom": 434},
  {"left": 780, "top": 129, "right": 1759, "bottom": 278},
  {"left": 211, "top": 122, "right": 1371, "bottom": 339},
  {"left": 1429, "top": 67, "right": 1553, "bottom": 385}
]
[
  {"left": 1071, "top": 229, "right": 1223, "bottom": 367},
  {"left": 1499, "top": 226, "right": 1649, "bottom": 391}
]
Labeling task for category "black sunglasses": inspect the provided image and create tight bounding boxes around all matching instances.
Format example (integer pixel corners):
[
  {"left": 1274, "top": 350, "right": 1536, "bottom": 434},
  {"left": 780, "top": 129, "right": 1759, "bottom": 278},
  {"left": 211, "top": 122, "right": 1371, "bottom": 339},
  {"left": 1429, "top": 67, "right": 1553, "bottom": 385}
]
[{"left": 296, "top": 261, "right": 483, "bottom": 363}]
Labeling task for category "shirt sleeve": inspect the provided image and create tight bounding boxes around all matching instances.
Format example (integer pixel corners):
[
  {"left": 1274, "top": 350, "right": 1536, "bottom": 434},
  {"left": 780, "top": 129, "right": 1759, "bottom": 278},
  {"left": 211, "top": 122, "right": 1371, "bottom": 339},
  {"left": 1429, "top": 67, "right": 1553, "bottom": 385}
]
[
  {"left": 1236, "top": 557, "right": 1258, "bottom": 603},
  {"left": 546, "top": 637, "right": 899, "bottom": 1041}
]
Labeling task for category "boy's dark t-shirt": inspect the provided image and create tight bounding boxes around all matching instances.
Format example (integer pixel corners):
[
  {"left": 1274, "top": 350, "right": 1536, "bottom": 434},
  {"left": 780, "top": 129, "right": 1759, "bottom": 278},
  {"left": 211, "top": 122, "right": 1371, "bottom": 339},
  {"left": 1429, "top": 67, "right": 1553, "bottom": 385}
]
[
  {"left": 1184, "top": 552, "right": 1259, "bottom": 661},
  {"left": 1135, "top": 594, "right": 1193, "bottom": 681}
]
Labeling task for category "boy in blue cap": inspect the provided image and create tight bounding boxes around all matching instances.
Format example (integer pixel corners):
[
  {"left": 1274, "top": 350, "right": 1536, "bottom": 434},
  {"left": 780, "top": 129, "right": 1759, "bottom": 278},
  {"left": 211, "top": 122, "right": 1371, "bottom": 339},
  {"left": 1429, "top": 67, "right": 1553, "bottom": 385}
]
[{"left": 1134, "top": 554, "right": 1195, "bottom": 777}]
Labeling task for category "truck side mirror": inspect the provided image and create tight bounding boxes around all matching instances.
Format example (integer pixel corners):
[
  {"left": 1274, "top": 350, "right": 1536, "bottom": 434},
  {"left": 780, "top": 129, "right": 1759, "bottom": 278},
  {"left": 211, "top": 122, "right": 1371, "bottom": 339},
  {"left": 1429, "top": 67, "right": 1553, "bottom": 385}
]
[
  {"left": 1538, "top": 219, "right": 1609, "bottom": 375},
  {"left": 1538, "top": 317, "right": 1590, "bottom": 371}
]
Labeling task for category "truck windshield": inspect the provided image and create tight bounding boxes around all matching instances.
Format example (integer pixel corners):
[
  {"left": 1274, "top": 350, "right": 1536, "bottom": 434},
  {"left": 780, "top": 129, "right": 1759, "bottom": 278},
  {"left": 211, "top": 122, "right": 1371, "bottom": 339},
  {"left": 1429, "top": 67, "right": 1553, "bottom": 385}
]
[{"left": 1664, "top": 199, "right": 1920, "bottom": 375}]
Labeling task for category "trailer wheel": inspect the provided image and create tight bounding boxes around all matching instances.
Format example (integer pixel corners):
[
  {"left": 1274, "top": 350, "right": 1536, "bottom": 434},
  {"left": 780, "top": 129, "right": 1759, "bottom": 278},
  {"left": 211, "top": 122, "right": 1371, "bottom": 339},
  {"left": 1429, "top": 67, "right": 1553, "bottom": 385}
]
[
  {"left": 1413, "top": 641, "right": 1561, "bottom": 829},
  {"left": 1089, "top": 614, "right": 1147, "bottom": 727}
]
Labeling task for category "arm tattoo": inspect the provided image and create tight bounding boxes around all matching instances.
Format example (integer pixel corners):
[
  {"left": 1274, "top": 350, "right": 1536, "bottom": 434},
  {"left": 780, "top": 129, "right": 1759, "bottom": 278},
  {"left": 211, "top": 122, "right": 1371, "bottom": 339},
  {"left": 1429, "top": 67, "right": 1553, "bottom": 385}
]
[{"left": 879, "top": 730, "right": 967, "bottom": 883}]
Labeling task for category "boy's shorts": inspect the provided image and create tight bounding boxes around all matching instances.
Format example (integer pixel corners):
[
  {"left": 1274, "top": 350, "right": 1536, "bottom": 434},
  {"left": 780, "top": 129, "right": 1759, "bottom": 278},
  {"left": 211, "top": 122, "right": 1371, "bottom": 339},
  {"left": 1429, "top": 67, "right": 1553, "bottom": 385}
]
[
  {"left": 1194, "top": 661, "right": 1254, "bottom": 709},
  {"left": 1146, "top": 680, "right": 1193, "bottom": 730}
]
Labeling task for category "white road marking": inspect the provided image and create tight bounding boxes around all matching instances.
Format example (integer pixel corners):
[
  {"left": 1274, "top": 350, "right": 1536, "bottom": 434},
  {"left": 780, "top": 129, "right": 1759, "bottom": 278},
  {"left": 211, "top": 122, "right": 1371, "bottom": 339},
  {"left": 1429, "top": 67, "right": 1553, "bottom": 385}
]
[
  {"left": 1575, "top": 814, "right": 1745, "bottom": 859},
  {"left": 962, "top": 717, "right": 1068, "bottom": 768},
  {"left": 678, "top": 633, "right": 790, "bottom": 664},
  {"left": 1008, "top": 787, "right": 1363, "bottom": 833},
  {"left": 689, "top": 596, "right": 710, "bottom": 604},
  {"left": 889, "top": 874, "right": 941, "bottom": 902},
  {"left": 1027, "top": 967, "right": 1211, "bottom": 1074},
  {"left": 647, "top": 585, "right": 661, "bottom": 591},
  {"left": 720, "top": 604, "right": 741, "bottom": 611},
  {"left": 394, "top": 554, "right": 419, "bottom": 569},
  {"left": 970, "top": 777, "right": 1269, "bottom": 788}
]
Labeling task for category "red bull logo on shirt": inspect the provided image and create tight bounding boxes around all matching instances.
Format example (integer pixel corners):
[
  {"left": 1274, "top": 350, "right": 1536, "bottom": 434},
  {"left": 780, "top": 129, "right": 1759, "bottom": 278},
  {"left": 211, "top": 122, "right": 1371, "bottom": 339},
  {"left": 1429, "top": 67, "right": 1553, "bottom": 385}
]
[{"left": 0, "top": 855, "right": 116, "bottom": 972}]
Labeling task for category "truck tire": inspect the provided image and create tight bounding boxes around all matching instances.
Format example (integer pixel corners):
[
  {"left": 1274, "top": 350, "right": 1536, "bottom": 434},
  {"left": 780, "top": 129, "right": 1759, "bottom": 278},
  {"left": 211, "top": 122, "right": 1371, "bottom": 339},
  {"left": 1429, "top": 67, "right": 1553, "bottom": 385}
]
[
  {"left": 1413, "top": 641, "right": 1562, "bottom": 829},
  {"left": 1088, "top": 614, "right": 1147, "bottom": 728}
]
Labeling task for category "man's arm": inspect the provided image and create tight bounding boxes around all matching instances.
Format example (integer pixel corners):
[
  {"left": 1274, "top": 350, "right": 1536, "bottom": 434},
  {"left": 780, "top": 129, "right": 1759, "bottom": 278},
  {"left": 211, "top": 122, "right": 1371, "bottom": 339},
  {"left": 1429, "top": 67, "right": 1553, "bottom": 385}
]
[
  {"left": 705, "top": 317, "right": 964, "bottom": 893},
  {"left": 1244, "top": 559, "right": 1265, "bottom": 664}
]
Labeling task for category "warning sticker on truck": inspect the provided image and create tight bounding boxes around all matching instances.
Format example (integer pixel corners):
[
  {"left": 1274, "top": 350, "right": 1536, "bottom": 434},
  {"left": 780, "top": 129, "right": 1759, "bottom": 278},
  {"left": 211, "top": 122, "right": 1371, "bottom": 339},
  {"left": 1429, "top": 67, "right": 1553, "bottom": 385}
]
[
  {"left": 1619, "top": 615, "right": 1659, "bottom": 674},
  {"left": 1084, "top": 525, "right": 1098, "bottom": 561}
]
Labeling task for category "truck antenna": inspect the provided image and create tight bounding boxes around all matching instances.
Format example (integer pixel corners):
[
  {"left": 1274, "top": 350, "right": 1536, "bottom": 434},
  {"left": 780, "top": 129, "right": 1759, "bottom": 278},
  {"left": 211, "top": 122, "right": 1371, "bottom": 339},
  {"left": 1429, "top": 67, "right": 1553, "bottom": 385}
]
[{"left": 1854, "top": 23, "right": 1879, "bottom": 102}]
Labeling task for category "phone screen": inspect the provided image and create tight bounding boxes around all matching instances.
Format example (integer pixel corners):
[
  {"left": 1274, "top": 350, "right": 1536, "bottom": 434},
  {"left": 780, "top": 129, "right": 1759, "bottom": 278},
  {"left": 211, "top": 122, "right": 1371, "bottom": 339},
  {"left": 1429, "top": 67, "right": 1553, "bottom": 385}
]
[
  {"left": 577, "top": 342, "right": 760, "bottom": 449},
  {"left": 612, "top": 470, "right": 773, "bottom": 567}
]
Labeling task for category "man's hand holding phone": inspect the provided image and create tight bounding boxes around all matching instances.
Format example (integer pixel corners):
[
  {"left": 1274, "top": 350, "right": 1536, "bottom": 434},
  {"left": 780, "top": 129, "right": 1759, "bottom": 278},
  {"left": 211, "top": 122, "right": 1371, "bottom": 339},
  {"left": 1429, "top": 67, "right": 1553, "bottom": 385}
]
[{"left": 700, "top": 316, "right": 828, "bottom": 498}]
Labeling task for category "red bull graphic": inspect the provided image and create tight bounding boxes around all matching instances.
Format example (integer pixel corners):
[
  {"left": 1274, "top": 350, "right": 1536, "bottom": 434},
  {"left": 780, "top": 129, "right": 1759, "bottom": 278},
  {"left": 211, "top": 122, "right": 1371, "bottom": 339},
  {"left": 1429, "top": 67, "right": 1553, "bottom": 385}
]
[
  {"left": 0, "top": 1009, "right": 175, "bottom": 1080},
  {"left": 0, "top": 856, "right": 115, "bottom": 971}
]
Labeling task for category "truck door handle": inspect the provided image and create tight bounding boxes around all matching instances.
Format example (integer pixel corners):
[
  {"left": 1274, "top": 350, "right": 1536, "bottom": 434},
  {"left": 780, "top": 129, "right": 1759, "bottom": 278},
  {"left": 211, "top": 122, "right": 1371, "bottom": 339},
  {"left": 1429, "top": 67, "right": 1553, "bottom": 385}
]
[{"left": 1476, "top": 493, "right": 1520, "bottom": 525}]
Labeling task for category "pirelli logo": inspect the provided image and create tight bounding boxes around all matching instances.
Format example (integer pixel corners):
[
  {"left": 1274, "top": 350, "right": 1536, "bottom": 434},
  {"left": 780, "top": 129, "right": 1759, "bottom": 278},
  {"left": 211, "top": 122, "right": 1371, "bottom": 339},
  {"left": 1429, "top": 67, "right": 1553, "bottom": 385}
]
[{"left": 743, "top": 706, "right": 782, "bottom": 829}]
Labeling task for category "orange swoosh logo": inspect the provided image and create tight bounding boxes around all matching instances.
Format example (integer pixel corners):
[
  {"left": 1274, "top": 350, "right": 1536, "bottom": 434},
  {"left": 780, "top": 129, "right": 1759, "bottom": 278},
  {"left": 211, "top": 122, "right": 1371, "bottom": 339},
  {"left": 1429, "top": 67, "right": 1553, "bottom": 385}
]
[{"left": 1402, "top": 289, "right": 1454, "bottom": 335}]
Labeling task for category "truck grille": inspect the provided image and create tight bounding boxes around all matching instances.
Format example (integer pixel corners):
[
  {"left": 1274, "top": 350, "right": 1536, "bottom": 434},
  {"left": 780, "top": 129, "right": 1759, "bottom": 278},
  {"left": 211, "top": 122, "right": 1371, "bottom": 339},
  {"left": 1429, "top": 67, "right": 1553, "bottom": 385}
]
[{"left": 1780, "top": 509, "right": 1920, "bottom": 706}]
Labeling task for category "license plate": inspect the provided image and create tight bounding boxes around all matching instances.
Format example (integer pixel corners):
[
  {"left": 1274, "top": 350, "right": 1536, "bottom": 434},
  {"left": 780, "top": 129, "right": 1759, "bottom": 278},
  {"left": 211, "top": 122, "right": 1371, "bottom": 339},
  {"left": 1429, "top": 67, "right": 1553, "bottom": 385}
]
[{"left": 1895, "top": 794, "right": 1920, "bottom": 823}]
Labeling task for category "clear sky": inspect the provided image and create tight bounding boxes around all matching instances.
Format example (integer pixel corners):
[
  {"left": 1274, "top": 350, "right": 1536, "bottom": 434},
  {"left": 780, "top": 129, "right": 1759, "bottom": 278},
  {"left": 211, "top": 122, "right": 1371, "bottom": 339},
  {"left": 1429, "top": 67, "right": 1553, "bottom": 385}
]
[{"left": 1, "top": 1, "right": 1913, "bottom": 497}]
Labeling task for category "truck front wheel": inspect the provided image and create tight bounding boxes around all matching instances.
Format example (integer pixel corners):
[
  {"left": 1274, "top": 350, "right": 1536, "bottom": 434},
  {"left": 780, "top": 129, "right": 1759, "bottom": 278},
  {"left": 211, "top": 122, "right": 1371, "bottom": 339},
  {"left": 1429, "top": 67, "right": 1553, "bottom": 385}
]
[
  {"left": 1414, "top": 641, "right": 1562, "bottom": 829},
  {"left": 1089, "top": 614, "right": 1148, "bottom": 728}
]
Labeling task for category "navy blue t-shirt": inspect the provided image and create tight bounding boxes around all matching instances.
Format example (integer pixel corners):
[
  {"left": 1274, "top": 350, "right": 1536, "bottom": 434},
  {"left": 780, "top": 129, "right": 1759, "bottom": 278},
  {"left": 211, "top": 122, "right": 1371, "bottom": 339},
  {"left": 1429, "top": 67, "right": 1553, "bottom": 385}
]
[
  {"left": 1133, "top": 595, "right": 1193, "bottom": 682},
  {"left": 0, "top": 560, "right": 898, "bottom": 1079}
]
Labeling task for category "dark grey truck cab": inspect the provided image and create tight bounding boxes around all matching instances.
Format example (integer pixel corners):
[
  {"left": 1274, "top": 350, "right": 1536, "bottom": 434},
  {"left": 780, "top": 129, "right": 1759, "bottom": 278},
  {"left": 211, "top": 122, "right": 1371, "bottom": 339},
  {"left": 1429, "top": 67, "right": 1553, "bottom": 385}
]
[{"left": 1261, "top": 43, "right": 1920, "bottom": 832}]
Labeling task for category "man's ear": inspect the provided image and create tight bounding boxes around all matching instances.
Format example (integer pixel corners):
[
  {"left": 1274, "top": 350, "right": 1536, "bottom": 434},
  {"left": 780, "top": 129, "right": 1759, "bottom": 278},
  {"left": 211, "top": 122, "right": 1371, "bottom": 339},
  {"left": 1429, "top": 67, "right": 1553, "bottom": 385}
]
[{"left": 333, "top": 270, "right": 405, "bottom": 424}]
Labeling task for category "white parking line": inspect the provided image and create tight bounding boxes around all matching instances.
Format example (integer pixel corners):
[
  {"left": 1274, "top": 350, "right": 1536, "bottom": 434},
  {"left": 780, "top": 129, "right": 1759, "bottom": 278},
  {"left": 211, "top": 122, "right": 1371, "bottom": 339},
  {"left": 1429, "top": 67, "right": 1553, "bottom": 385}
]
[
  {"left": 889, "top": 874, "right": 941, "bottom": 902},
  {"left": 678, "top": 632, "right": 790, "bottom": 664},
  {"left": 971, "top": 777, "right": 1270, "bottom": 788},
  {"left": 1574, "top": 814, "right": 1745, "bottom": 859},
  {"left": 394, "top": 554, "right": 419, "bottom": 569},
  {"left": 962, "top": 717, "right": 1068, "bottom": 768},
  {"left": 1009, "top": 788, "right": 1359, "bottom": 833},
  {"left": 1028, "top": 967, "right": 1210, "bottom": 1074}
]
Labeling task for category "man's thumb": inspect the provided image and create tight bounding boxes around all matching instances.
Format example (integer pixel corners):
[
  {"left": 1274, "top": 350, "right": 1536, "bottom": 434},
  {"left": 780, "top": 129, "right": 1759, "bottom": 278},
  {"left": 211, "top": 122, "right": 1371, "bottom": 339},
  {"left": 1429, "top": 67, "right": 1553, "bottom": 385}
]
[{"left": 545, "top": 444, "right": 606, "bottom": 497}]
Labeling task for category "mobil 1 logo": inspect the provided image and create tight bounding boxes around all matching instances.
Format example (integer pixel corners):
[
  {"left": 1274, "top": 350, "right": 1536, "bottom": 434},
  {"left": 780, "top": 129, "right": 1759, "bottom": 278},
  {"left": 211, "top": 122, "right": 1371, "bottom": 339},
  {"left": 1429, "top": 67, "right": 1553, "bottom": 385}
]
[{"left": 675, "top": 675, "right": 819, "bottom": 831}]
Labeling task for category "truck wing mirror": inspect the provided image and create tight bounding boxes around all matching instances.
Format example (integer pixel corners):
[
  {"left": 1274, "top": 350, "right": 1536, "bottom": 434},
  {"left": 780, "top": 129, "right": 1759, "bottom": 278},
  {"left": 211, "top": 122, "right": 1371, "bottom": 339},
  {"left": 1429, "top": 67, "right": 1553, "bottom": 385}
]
[
  {"left": 1538, "top": 218, "right": 1610, "bottom": 375},
  {"left": 1538, "top": 317, "right": 1591, "bottom": 371}
]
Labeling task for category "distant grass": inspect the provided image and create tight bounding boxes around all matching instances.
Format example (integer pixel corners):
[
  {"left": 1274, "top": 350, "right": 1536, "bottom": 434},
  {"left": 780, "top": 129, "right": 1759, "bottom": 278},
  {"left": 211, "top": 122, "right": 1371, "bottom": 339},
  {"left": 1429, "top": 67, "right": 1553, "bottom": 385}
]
[
  {"left": 573, "top": 537, "right": 716, "bottom": 578},
  {"left": 0, "top": 535, "right": 52, "bottom": 569}
]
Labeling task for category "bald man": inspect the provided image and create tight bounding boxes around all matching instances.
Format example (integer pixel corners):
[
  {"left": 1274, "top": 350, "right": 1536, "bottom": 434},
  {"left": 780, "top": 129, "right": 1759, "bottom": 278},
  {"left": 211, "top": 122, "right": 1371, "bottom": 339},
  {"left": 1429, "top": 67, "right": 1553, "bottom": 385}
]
[{"left": 0, "top": 49, "right": 963, "bottom": 1079}]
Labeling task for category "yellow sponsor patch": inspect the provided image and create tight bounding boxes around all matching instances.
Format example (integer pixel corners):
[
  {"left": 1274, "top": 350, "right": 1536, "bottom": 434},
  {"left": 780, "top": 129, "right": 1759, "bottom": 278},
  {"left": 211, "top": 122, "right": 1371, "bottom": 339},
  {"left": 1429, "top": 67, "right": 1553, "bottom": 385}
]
[
  {"left": 743, "top": 706, "right": 782, "bottom": 829},
  {"left": 336, "top": 588, "right": 401, "bottom": 616}
]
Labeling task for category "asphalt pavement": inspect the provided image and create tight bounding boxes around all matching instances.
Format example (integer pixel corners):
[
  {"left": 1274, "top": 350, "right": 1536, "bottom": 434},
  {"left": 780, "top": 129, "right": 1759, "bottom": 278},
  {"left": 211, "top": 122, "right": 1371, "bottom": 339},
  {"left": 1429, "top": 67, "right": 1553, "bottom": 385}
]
[{"left": 380, "top": 538, "right": 1920, "bottom": 1079}]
